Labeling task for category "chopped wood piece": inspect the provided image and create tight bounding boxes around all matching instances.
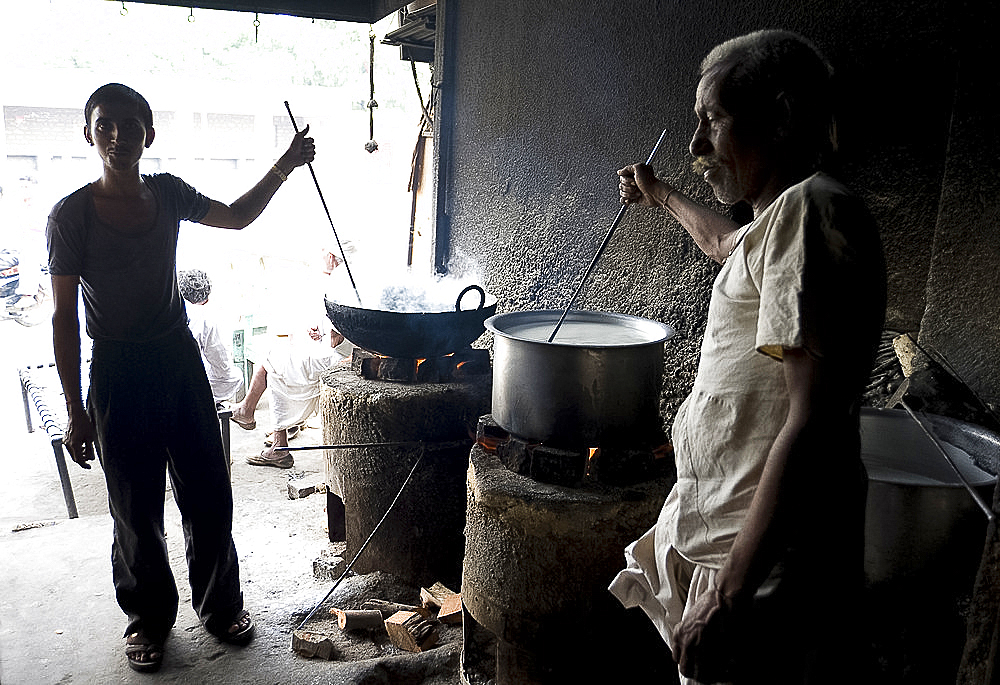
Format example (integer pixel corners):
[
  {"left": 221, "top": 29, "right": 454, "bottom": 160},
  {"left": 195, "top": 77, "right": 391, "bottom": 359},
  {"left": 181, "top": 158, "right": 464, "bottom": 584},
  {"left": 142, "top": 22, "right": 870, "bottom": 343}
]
[
  {"left": 291, "top": 629, "right": 339, "bottom": 660},
  {"left": 438, "top": 593, "right": 463, "bottom": 624},
  {"left": 420, "top": 581, "right": 458, "bottom": 609},
  {"left": 384, "top": 610, "right": 438, "bottom": 652},
  {"left": 288, "top": 476, "right": 327, "bottom": 500},
  {"left": 332, "top": 609, "right": 387, "bottom": 632},
  {"left": 360, "top": 598, "right": 430, "bottom": 618}
]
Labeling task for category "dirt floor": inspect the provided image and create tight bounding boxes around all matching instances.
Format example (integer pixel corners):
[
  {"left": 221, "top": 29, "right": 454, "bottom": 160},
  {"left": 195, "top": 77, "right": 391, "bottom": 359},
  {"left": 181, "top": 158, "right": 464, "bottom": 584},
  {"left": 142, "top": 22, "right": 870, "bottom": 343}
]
[{"left": 0, "top": 315, "right": 464, "bottom": 685}]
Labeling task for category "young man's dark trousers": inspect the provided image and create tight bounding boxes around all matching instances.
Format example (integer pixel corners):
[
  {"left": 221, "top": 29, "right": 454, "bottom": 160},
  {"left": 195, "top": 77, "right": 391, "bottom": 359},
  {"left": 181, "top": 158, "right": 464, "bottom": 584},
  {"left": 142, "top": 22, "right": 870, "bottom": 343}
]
[{"left": 89, "top": 327, "right": 243, "bottom": 642}]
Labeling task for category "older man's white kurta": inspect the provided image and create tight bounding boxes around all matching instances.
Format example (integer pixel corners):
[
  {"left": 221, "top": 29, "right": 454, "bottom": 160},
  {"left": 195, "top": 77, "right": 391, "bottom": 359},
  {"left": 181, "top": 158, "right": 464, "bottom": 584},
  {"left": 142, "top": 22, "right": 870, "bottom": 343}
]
[{"left": 609, "top": 173, "right": 881, "bottom": 666}]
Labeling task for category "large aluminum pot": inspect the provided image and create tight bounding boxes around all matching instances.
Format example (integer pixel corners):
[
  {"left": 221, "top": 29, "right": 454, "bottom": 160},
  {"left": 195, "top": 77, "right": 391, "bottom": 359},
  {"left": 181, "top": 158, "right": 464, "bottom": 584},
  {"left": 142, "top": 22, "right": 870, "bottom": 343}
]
[
  {"left": 860, "top": 407, "right": 998, "bottom": 588},
  {"left": 486, "top": 310, "right": 675, "bottom": 449}
]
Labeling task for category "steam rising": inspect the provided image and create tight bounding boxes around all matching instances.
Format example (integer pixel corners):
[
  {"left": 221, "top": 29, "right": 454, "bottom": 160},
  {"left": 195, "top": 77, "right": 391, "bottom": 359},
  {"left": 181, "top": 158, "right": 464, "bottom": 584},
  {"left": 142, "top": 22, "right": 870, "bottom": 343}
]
[{"left": 331, "top": 254, "right": 489, "bottom": 313}]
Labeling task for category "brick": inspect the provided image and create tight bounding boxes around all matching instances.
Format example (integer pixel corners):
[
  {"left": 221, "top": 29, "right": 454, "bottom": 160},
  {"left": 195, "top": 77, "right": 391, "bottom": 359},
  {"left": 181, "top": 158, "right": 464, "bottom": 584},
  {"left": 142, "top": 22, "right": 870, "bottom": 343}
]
[{"left": 291, "top": 629, "right": 340, "bottom": 660}]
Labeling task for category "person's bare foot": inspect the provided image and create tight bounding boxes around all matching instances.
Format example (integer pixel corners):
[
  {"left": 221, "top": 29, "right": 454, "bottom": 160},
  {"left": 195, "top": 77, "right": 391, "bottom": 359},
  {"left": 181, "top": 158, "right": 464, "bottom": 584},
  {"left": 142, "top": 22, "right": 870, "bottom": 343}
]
[{"left": 125, "top": 630, "right": 164, "bottom": 672}]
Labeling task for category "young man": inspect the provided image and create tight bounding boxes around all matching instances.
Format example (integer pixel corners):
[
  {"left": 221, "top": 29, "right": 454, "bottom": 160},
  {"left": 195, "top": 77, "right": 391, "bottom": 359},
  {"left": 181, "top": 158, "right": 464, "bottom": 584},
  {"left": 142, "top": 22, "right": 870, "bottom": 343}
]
[
  {"left": 46, "top": 83, "right": 315, "bottom": 672},
  {"left": 609, "top": 32, "right": 886, "bottom": 684}
]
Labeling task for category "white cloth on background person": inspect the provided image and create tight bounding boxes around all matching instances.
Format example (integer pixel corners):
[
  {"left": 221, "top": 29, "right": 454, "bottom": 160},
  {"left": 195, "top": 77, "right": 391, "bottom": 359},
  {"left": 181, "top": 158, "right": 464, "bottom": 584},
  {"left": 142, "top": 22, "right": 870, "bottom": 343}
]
[
  {"left": 187, "top": 303, "right": 244, "bottom": 404},
  {"left": 263, "top": 331, "right": 352, "bottom": 431}
]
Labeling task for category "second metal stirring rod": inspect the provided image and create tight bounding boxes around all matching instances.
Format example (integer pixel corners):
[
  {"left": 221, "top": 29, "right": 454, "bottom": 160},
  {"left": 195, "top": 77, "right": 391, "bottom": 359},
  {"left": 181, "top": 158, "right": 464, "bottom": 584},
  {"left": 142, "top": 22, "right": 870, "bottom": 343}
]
[
  {"left": 548, "top": 128, "right": 669, "bottom": 343},
  {"left": 284, "top": 100, "right": 364, "bottom": 307}
]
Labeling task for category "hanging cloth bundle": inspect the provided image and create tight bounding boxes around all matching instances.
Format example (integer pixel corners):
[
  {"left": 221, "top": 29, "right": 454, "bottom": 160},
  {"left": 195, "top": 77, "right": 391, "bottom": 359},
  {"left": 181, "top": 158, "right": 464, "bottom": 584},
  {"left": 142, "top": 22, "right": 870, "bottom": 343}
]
[{"left": 365, "top": 26, "right": 379, "bottom": 153}]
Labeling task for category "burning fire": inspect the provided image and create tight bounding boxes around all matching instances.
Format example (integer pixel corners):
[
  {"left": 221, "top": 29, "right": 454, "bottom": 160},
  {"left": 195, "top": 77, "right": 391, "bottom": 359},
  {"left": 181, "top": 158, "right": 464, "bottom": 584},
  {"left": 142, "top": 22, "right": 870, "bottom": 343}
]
[
  {"left": 476, "top": 435, "right": 500, "bottom": 452},
  {"left": 584, "top": 447, "right": 600, "bottom": 478},
  {"left": 419, "top": 352, "right": 452, "bottom": 370}
]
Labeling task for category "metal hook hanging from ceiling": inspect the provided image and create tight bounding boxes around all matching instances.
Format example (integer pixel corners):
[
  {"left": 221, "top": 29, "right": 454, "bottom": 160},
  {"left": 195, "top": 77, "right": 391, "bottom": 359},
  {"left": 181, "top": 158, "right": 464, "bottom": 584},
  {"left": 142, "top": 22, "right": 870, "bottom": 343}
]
[
  {"left": 120, "top": 2, "right": 127, "bottom": 16},
  {"left": 188, "top": 7, "right": 195, "bottom": 22},
  {"left": 365, "top": 24, "right": 378, "bottom": 153},
  {"left": 253, "top": 13, "right": 261, "bottom": 43}
]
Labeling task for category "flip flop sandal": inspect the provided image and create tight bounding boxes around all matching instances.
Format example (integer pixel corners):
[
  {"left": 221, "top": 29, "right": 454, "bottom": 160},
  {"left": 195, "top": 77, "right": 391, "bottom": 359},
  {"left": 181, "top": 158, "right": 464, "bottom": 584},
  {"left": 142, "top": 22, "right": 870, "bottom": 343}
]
[
  {"left": 125, "top": 632, "right": 164, "bottom": 673},
  {"left": 246, "top": 451, "right": 293, "bottom": 469},
  {"left": 214, "top": 609, "right": 255, "bottom": 646},
  {"left": 230, "top": 414, "right": 256, "bottom": 431}
]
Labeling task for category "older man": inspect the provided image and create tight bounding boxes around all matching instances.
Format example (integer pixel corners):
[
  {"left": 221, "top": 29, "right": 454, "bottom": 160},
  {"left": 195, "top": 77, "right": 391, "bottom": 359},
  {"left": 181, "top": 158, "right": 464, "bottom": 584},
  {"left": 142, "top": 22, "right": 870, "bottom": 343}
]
[{"left": 609, "top": 31, "right": 886, "bottom": 684}]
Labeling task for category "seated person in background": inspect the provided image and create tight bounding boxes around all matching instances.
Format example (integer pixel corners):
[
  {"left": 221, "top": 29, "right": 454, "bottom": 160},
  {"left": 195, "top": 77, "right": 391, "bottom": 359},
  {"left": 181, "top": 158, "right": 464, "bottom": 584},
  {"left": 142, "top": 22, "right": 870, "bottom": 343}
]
[
  {"left": 178, "top": 268, "right": 245, "bottom": 406},
  {"left": 231, "top": 319, "right": 352, "bottom": 468},
  {"left": 231, "top": 246, "right": 354, "bottom": 468}
]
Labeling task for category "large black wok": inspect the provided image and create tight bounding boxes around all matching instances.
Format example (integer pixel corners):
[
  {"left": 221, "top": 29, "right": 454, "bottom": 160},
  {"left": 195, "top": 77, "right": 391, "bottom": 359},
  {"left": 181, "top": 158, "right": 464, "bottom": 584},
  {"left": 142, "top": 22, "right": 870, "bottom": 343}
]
[{"left": 324, "top": 285, "right": 497, "bottom": 359}]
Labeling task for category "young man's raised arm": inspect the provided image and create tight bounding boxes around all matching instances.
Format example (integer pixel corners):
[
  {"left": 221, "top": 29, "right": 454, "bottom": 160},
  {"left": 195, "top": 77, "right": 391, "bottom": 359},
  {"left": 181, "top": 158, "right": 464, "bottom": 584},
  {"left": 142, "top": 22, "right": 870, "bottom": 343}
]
[{"left": 198, "top": 126, "right": 315, "bottom": 230}]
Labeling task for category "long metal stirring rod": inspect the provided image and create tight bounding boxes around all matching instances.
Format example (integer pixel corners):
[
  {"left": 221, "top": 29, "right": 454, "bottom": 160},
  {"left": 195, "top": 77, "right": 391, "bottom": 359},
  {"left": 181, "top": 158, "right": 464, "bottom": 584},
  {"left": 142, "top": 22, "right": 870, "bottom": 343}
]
[
  {"left": 548, "top": 128, "right": 669, "bottom": 343},
  {"left": 294, "top": 446, "right": 426, "bottom": 630},
  {"left": 273, "top": 439, "right": 470, "bottom": 452},
  {"left": 901, "top": 399, "right": 995, "bottom": 522},
  {"left": 284, "top": 100, "right": 363, "bottom": 307}
]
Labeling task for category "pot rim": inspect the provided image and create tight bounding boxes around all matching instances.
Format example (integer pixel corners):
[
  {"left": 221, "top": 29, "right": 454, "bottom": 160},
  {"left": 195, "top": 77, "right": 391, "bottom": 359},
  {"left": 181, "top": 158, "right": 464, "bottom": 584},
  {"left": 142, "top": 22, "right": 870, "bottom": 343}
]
[
  {"left": 325, "top": 293, "right": 499, "bottom": 316},
  {"left": 860, "top": 407, "right": 998, "bottom": 488},
  {"left": 486, "top": 309, "right": 674, "bottom": 349}
]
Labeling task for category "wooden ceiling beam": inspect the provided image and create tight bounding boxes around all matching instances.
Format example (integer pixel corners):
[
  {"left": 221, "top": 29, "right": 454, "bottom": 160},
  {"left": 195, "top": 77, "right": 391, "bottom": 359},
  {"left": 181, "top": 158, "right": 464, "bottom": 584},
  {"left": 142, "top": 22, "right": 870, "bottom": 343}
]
[{"left": 122, "top": 0, "right": 410, "bottom": 23}]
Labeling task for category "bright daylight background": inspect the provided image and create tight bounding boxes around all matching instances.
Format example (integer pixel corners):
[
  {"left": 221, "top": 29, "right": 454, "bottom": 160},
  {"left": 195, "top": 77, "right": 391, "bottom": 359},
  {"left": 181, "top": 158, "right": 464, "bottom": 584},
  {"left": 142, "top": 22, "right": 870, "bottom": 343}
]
[{"left": 1, "top": 0, "right": 438, "bottom": 352}]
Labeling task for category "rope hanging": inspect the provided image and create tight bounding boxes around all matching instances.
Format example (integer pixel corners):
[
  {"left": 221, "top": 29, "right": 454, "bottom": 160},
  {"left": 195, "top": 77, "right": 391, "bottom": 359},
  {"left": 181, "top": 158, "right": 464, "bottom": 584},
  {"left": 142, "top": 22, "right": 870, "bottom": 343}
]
[
  {"left": 365, "top": 26, "right": 378, "bottom": 153},
  {"left": 410, "top": 59, "right": 433, "bottom": 128}
]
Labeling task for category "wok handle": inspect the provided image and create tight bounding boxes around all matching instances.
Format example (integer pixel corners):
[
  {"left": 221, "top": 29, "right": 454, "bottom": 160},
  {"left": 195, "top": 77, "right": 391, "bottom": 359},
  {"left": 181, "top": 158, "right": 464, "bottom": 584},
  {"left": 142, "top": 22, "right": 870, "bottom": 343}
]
[{"left": 456, "top": 285, "right": 486, "bottom": 311}]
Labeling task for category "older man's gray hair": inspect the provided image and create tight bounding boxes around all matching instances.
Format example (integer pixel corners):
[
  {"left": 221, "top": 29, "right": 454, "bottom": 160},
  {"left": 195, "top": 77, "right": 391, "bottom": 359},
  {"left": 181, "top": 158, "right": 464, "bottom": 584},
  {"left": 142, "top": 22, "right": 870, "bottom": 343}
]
[
  {"left": 701, "top": 30, "right": 837, "bottom": 170},
  {"left": 178, "top": 269, "right": 212, "bottom": 304}
]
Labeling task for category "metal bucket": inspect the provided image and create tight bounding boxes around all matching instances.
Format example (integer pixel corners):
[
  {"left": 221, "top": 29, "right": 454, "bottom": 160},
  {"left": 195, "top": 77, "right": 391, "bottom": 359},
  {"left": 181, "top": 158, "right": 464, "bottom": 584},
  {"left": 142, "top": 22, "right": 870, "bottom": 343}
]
[{"left": 860, "top": 407, "right": 998, "bottom": 588}]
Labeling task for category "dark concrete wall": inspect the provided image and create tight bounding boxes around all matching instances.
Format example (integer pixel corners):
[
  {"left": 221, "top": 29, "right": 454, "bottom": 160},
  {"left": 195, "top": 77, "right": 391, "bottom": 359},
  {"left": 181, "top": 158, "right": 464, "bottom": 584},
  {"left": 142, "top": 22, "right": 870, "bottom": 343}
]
[{"left": 433, "top": 0, "right": 997, "bottom": 418}]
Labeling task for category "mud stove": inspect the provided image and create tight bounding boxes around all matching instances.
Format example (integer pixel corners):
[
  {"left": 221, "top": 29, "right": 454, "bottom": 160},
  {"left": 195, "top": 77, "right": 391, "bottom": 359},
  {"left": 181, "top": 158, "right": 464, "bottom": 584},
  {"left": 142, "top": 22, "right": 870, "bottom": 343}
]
[
  {"left": 319, "top": 348, "right": 491, "bottom": 590},
  {"left": 319, "top": 342, "right": 677, "bottom": 684}
]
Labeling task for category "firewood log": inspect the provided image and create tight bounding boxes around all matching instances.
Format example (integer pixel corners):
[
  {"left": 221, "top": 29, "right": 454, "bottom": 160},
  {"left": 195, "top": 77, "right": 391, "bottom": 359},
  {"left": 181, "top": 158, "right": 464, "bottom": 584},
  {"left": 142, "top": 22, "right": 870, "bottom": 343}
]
[
  {"left": 332, "top": 609, "right": 386, "bottom": 631},
  {"left": 438, "top": 593, "right": 463, "bottom": 624},
  {"left": 419, "top": 581, "right": 458, "bottom": 609},
  {"left": 384, "top": 610, "right": 438, "bottom": 652},
  {"left": 360, "top": 598, "right": 430, "bottom": 618}
]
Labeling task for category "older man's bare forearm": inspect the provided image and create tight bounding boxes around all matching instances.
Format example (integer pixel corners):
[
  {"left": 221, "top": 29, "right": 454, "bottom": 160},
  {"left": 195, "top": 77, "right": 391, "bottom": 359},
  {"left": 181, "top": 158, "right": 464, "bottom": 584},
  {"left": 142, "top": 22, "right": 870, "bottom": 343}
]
[{"left": 661, "top": 189, "right": 741, "bottom": 264}]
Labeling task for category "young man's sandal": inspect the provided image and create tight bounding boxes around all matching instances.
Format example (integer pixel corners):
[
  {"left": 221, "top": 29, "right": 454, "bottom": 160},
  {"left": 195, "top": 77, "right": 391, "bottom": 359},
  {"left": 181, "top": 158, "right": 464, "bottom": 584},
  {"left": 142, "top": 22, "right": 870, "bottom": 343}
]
[
  {"left": 212, "top": 609, "right": 255, "bottom": 646},
  {"left": 125, "top": 631, "right": 164, "bottom": 673}
]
